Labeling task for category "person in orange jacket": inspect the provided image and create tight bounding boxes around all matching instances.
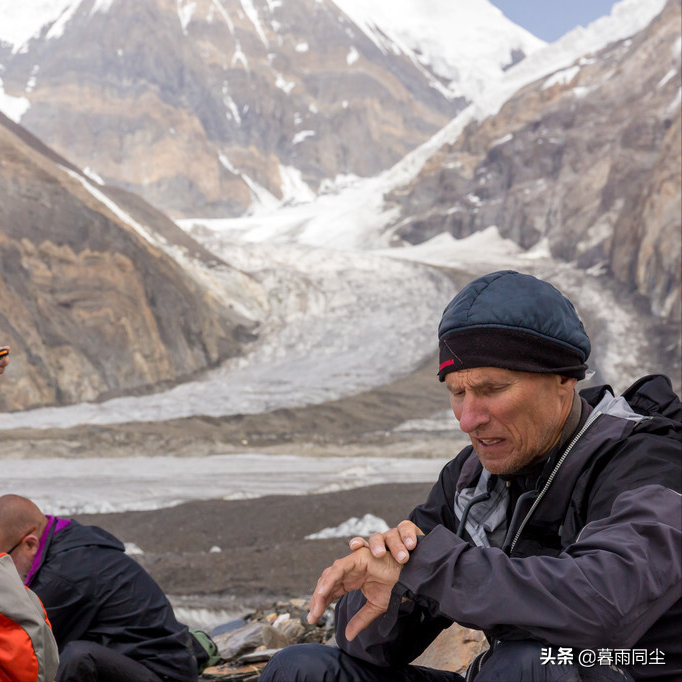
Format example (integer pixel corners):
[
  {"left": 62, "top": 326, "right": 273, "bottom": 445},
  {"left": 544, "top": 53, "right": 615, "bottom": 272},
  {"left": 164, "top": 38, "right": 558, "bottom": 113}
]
[
  {"left": 0, "top": 552, "right": 59, "bottom": 682},
  {"left": 0, "top": 346, "right": 59, "bottom": 682}
]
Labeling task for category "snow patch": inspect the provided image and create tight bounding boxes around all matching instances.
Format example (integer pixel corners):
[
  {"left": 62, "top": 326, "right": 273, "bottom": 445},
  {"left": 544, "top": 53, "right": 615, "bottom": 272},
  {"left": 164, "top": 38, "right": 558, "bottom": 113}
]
[
  {"left": 0, "top": 0, "right": 84, "bottom": 52},
  {"left": 124, "top": 543, "right": 144, "bottom": 555},
  {"left": 278, "top": 165, "right": 316, "bottom": 203},
  {"left": 292, "top": 130, "right": 315, "bottom": 145},
  {"left": 306, "top": 513, "right": 390, "bottom": 539},
  {"left": 275, "top": 73, "right": 295, "bottom": 94},
  {"left": 658, "top": 68, "right": 677, "bottom": 88},
  {"left": 177, "top": 0, "right": 197, "bottom": 34},
  {"left": 231, "top": 41, "right": 249, "bottom": 69},
  {"left": 218, "top": 153, "right": 238, "bottom": 174},
  {"left": 59, "top": 167, "right": 159, "bottom": 248},
  {"left": 210, "top": 0, "right": 235, "bottom": 35},
  {"left": 490, "top": 133, "right": 513, "bottom": 147},
  {"left": 518, "top": 237, "right": 552, "bottom": 261},
  {"left": 90, "top": 0, "right": 114, "bottom": 13},
  {"left": 0, "top": 77, "right": 30, "bottom": 121},
  {"left": 666, "top": 87, "right": 681, "bottom": 117},
  {"left": 542, "top": 65, "right": 581, "bottom": 90},
  {"left": 379, "top": 227, "right": 524, "bottom": 269},
  {"left": 572, "top": 86, "right": 591, "bottom": 98},
  {"left": 223, "top": 93, "right": 242, "bottom": 124},
  {"left": 239, "top": 0, "right": 269, "bottom": 47},
  {"left": 218, "top": 154, "right": 279, "bottom": 210},
  {"left": 673, "top": 36, "right": 682, "bottom": 62},
  {"left": 346, "top": 46, "right": 359, "bottom": 65},
  {"left": 295, "top": 42, "right": 309, "bottom": 53},
  {"left": 82, "top": 167, "right": 105, "bottom": 185}
]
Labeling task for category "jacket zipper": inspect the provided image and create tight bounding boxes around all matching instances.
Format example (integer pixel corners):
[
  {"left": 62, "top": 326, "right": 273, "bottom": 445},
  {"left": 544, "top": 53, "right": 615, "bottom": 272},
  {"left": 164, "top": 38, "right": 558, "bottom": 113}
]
[{"left": 508, "top": 413, "right": 601, "bottom": 556}]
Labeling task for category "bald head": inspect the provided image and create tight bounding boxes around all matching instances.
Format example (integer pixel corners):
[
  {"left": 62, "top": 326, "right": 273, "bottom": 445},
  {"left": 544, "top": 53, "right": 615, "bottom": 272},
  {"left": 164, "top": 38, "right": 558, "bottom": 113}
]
[{"left": 0, "top": 494, "right": 47, "bottom": 553}]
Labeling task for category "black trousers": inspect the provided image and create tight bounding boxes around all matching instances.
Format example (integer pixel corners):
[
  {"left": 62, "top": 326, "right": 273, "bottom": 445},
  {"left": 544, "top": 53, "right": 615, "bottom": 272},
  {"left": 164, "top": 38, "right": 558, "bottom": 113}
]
[
  {"left": 259, "top": 641, "right": 635, "bottom": 682},
  {"left": 56, "top": 641, "right": 164, "bottom": 682}
]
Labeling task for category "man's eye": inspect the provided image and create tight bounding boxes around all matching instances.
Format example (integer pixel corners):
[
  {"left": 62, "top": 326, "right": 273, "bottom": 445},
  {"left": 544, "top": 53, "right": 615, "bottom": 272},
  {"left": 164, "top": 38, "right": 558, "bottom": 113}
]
[{"left": 483, "top": 385, "right": 507, "bottom": 394}]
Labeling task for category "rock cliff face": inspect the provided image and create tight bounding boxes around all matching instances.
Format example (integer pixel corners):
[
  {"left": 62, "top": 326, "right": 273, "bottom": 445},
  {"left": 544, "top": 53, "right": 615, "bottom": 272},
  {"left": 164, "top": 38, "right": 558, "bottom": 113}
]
[
  {"left": 0, "top": 112, "right": 261, "bottom": 411},
  {"left": 391, "top": 0, "right": 681, "bottom": 323},
  {"left": 0, "top": 0, "right": 473, "bottom": 217}
]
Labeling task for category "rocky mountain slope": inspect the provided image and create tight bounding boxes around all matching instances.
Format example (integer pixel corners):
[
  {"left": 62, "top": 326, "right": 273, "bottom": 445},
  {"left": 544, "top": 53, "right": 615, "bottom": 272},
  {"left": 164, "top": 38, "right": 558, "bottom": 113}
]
[
  {"left": 0, "top": 111, "right": 263, "bottom": 411},
  {"left": 390, "top": 0, "right": 681, "bottom": 323},
  {"left": 0, "top": 0, "right": 541, "bottom": 218}
]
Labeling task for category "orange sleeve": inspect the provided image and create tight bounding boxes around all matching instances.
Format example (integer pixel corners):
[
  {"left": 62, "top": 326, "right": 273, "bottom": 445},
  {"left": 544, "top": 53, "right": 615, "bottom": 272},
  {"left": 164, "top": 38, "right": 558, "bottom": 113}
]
[
  {"left": 0, "top": 553, "right": 58, "bottom": 682},
  {"left": 0, "top": 611, "right": 40, "bottom": 682}
]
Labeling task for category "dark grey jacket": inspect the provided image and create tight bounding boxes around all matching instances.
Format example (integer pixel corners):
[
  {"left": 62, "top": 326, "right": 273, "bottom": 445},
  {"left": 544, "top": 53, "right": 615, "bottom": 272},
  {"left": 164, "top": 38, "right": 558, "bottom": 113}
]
[
  {"left": 336, "top": 376, "right": 682, "bottom": 681},
  {"left": 28, "top": 521, "right": 198, "bottom": 681}
]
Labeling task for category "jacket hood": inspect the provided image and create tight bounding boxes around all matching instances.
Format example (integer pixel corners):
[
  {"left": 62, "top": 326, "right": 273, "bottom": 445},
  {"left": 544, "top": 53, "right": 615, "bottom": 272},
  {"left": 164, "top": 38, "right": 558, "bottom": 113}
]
[
  {"left": 46, "top": 520, "right": 124, "bottom": 555},
  {"left": 581, "top": 374, "right": 682, "bottom": 423}
]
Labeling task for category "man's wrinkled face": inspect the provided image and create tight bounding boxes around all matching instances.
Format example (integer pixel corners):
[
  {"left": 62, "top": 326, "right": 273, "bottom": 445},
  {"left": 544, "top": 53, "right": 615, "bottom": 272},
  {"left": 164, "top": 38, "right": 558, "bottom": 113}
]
[{"left": 445, "top": 367, "right": 576, "bottom": 475}]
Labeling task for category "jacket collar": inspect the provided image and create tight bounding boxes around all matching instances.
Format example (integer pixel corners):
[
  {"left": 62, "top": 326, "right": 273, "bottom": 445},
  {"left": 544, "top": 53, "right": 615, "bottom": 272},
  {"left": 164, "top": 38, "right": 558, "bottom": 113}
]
[{"left": 25, "top": 515, "right": 71, "bottom": 586}]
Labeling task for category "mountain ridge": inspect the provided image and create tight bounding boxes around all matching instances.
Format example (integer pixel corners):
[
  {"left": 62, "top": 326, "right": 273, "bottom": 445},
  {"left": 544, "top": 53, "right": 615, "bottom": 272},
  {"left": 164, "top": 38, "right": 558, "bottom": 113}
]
[
  {"left": 0, "top": 0, "right": 543, "bottom": 217},
  {"left": 0, "top": 109, "right": 263, "bottom": 411},
  {"left": 389, "top": 0, "right": 680, "bottom": 323}
]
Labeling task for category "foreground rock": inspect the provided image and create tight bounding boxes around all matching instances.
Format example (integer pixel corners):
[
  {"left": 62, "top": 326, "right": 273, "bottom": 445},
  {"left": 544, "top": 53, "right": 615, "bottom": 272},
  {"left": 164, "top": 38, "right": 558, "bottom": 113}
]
[
  {"left": 199, "top": 598, "right": 487, "bottom": 680},
  {"left": 199, "top": 598, "right": 334, "bottom": 681}
]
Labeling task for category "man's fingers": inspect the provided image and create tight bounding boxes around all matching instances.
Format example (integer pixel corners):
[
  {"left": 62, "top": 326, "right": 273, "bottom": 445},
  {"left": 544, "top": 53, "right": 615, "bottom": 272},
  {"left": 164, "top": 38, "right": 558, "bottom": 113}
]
[
  {"left": 307, "top": 571, "right": 343, "bottom": 624},
  {"left": 383, "top": 534, "right": 409, "bottom": 563},
  {"left": 306, "top": 552, "right": 368, "bottom": 624},
  {"left": 397, "top": 520, "right": 424, "bottom": 551},
  {"left": 345, "top": 601, "right": 386, "bottom": 641},
  {"left": 349, "top": 537, "right": 369, "bottom": 551},
  {"left": 367, "top": 532, "right": 387, "bottom": 558}
]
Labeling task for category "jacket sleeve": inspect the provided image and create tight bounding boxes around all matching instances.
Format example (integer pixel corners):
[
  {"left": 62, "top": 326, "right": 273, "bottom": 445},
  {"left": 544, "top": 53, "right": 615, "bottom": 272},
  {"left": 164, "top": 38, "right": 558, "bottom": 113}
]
[
  {"left": 335, "top": 455, "right": 464, "bottom": 666},
  {"left": 0, "top": 553, "right": 60, "bottom": 682},
  {"left": 395, "top": 480, "right": 681, "bottom": 649}
]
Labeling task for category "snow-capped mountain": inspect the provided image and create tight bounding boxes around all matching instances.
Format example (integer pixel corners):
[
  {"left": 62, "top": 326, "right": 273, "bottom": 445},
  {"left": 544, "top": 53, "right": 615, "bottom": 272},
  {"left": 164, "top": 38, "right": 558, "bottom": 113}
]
[
  {"left": 0, "top": 0, "right": 678, "bottom": 421},
  {"left": 330, "top": 0, "right": 545, "bottom": 100},
  {"left": 391, "top": 0, "right": 680, "bottom": 324},
  {"left": 0, "top": 0, "right": 543, "bottom": 218},
  {"left": 187, "top": 0, "right": 679, "bottom": 326}
]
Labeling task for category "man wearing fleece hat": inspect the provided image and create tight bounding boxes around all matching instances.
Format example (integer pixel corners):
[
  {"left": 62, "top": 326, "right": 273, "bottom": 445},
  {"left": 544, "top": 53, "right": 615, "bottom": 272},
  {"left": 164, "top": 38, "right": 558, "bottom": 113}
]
[{"left": 262, "top": 271, "right": 681, "bottom": 681}]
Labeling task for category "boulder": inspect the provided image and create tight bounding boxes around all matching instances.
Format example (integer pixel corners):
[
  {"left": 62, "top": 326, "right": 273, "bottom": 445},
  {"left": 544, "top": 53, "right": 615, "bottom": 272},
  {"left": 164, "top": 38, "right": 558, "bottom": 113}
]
[
  {"left": 213, "top": 622, "right": 289, "bottom": 661},
  {"left": 412, "top": 624, "right": 489, "bottom": 675}
]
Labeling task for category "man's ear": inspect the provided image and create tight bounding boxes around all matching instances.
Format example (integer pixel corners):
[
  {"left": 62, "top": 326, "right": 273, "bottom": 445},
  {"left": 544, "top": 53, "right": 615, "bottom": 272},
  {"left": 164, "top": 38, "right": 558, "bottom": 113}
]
[
  {"left": 557, "top": 375, "right": 578, "bottom": 395},
  {"left": 23, "top": 534, "right": 41, "bottom": 561}
]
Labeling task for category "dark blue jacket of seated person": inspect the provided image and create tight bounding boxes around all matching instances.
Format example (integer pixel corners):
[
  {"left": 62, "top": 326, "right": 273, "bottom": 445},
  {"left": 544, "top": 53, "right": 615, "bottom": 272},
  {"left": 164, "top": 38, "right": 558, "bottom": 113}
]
[{"left": 26, "top": 518, "right": 198, "bottom": 682}]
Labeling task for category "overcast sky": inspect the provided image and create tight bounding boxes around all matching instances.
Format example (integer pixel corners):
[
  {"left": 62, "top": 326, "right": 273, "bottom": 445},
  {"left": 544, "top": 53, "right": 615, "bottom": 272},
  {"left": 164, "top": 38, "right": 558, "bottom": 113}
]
[{"left": 489, "top": 0, "right": 620, "bottom": 42}]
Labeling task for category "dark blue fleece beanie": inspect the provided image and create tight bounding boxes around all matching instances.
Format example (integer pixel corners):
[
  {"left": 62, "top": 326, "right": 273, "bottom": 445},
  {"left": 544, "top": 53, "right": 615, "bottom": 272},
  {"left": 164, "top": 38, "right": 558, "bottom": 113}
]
[{"left": 438, "top": 271, "right": 591, "bottom": 381}]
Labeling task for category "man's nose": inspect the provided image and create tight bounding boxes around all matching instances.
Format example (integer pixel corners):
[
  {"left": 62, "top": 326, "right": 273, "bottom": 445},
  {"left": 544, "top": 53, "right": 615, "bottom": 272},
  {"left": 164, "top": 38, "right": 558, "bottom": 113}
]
[{"left": 456, "top": 395, "right": 490, "bottom": 434}]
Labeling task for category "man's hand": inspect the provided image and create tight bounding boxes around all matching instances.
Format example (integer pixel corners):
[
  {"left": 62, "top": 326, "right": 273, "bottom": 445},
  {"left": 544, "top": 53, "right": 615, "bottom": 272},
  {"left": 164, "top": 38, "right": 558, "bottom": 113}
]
[
  {"left": 349, "top": 520, "right": 424, "bottom": 564},
  {"left": 307, "top": 547, "right": 402, "bottom": 641}
]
